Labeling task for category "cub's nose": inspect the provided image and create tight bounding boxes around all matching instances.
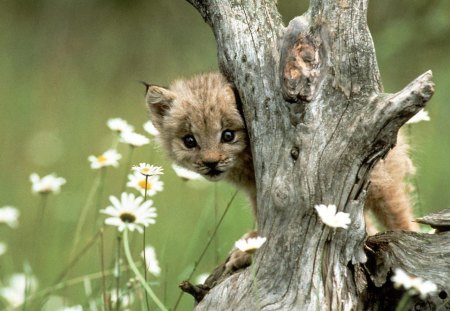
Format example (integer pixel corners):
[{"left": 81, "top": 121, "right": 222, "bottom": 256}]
[{"left": 203, "top": 160, "right": 219, "bottom": 169}]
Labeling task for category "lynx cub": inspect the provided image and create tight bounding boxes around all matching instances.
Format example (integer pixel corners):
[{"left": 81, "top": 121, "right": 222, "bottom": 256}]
[{"left": 146, "top": 72, "right": 419, "bottom": 234}]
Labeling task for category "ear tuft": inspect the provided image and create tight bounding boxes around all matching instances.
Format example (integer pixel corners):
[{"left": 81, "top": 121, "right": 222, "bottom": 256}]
[
  {"left": 145, "top": 86, "right": 177, "bottom": 131},
  {"left": 146, "top": 86, "right": 176, "bottom": 105},
  {"left": 139, "top": 81, "right": 151, "bottom": 94}
]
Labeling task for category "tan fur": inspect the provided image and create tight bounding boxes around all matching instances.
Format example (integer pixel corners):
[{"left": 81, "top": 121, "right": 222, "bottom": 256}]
[
  {"left": 146, "top": 72, "right": 418, "bottom": 233},
  {"left": 365, "top": 131, "right": 419, "bottom": 232},
  {"left": 147, "top": 73, "right": 256, "bottom": 209}
]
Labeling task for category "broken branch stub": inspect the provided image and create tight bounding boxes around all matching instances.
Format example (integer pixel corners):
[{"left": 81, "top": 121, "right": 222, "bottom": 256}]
[
  {"left": 416, "top": 208, "right": 450, "bottom": 232},
  {"left": 280, "top": 16, "right": 320, "bottom": 103}
]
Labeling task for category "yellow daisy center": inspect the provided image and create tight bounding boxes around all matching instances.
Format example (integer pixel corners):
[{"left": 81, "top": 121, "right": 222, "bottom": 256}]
[
  {"left": 138, "top": 179, "right": 152, "bottom": 190},
  {"left": 97, "top": 155, "right": 107, "bottom": 163}
]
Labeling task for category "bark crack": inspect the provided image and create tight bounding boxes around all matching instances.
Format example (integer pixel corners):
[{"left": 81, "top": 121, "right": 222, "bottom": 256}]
[{"left": 238, "top": 1, "right": 264, "bottom": 79}]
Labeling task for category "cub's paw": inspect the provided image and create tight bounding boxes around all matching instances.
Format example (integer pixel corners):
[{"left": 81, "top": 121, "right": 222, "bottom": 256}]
[
  {"left": 180, "top": 230, "right": 259, "bottom": 303},
  {"left": 224, "top": 248, "right": 253, "bottom": 274},
  {"left": 224, "top": 230, "right": 258, "bottom": 274}
]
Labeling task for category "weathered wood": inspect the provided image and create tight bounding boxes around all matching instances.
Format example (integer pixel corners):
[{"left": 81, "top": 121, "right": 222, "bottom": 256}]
[
  {"left": 364, "top": 230, "right": 450, "bottom": 310},
  {"left": 365, "top": 230, "right": 450, "bottom": 289},
  {"left": 184, "top": 0, "right": 438, "bottom": 310},
  {"left": 416, "top": 208, "right": 450, "bottom": 232}
]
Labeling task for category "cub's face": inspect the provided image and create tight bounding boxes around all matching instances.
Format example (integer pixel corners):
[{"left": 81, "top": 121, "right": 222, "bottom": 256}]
[{"left": 146, "top": 73, "right": 248, "bottom": 181}]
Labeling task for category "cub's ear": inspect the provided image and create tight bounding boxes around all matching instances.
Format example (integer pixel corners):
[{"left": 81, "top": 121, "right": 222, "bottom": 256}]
[{"left": 145, "top": 85, "right": 177, "bottom": 130}]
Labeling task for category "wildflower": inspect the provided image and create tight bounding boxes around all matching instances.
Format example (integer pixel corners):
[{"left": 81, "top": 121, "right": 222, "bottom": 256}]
[
  {"left": 30, "top": 173, "right": 66, "bottom": 194},
  {"left": 0, "top": 242, "right": 7, "bottom": 256},
  {"left": 235, "top": 236, "right": 267, "bottom": 254},
  {"left": 406, "top": 109, "right": 430, "bottom": 124},
  {"left": 132, "top": 163, "right": 164, "bottom": 177},
  {"left": 126, "top": 277, "right": 139, "bottom": 288},
  {"left": 0, "top": 273, "right": 38, "bottom": 307},
  {"left": 0, "top": 206, "right": 20, "bottom": 228},
  {"left": 101, "top": 192, "right": 157, "bottom": 234},
  {"left": 127, "top": 171, "right": 164, "bottom": 197},
  {"left": 88, "top": 149, "right": 122, "bottom": 169},
  {"left": 413, "top": 279, "right": 438, "bottom": 299},
  {"left": 113, "top": 258, "right": 123, "bottom": 278},
  {"left": 107, "top": 118, "right": 134, "bottom": 134},
  {"left": 120, "top": 131, "right": 150, "bottom": 147},
  {"left": 314, "top": 204, "right": 351, "bottom": 229},
  {"left": 110, "top": 289, "right": 134, "bottom": 309},
  {"left": 172, "top": 164, "right": 204, "bottom": 181},
  {"left": 391, "top": 268, "right": 414, "bottom": 290},
  {"left": 391, "top": 268, "right": 438, "bottom": 299},
  {"left": 141, "top": 245, "right": 161, "bottom": 277},
  {"left": 143, "top": 121, "right": 160, "bottom": 136}
]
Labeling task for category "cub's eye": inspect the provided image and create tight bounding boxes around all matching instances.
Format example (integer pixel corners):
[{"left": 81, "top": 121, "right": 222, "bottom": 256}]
[
  {"left": 221, "top": 129, "right": 235, "bottom": 143},
  {"left": 182, "top": 135, "right": 197, "bottom": 149}
]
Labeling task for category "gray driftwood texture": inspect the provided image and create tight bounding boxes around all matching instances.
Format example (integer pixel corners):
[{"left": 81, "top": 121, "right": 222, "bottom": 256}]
[{"left": 185, "top": 0, "right": 448, "bottom": 310}]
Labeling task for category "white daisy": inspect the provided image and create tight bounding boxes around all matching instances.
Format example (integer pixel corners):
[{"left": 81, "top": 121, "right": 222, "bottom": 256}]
[
  {"left": 406, "top": 109, "right": 430, "bottom": 124},
  {"left": 391, "top": 268, "right": 437, "bottom": 299},
  {"left": 100, "top": 192, "right": 157, "bottom": 234},
  {"left": 235, "top": 236, "right": 267, "bottom": 254},
  {"left": 127, "top": 171, "right": 164, "bottom": 197},
  {"left": 107, "top": 118, "right": 134, "bottom": 134},
  {"left": 391, "top": 268, "right": 414, "bottom": 290},
  {"left": 172, "top": 164, "right": 205, "bottom": 181},
  {"left": 132, "top": 163, "right": 164, "bottom": 176},
  {"left": 0, "top": 206, "right": 20, "bottom": 228},
  {"left": 413, "top": 279, "right": 438, "bottom": 299},
  {"left": 120, "top": 131, "right": 150, "bottom": 147},
  {"left": 30, "top": 173, "right": 66, "bottom": 194},
  {"left": 0, "top": 273, "right": 38, "bottom": 307},
  {"left": 143, "top": 121, "right": 160, "bottom": 136},
  {"left": 314, "top": 204, "right": 351, "bottom": 229},
  {"left": 141, "top": 245, "right": 161, "bottom": 277},
  {"left": 0, "top": 242, "right": 7, "bottom": 256},
  {"left": 88, "top": 149, "right": 122, "bottom": 169}
]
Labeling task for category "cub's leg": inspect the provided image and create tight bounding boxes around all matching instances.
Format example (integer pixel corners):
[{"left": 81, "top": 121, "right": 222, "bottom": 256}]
[
  {"left": 365, "top": 131, "right": 420, "bottom": 232},
  {"left": 224, "top": 230, "right": 257, "bottom": 274}
]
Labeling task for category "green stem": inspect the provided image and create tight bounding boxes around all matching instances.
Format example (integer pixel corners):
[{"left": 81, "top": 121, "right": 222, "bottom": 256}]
[
  {"left": 172, "top": 190, "right": 239, "bottom": 311},
  {"left": 123, "top": 228, "right": 168, "bottom": 311},
  {"left": 214, "top": 183, "right": 219, "bottom": 264},
  {"left": 115, "top": 235, "right": 121, "bottom": 311},
  {"left": 32, "top": 194, "right": 48, "bottom": 266},
  {"left": 143, "top": 175, "right": 150, "bottom": 310},
  {"left": 111, "top": 134, "right": 120, "bottom": 150},
  {"left": 99, "top": 229, "right": 109, "bottom": 311},
  {"left": 93, "top": 167, "right": 107, "bottom": 229},
  {"left": 70, "top": 171, "right": 103, "bottom": 258},
  {"left": 37, "top": 193, "right": 49, "bottom": 224},
  {"left": 121, "top": 146, "right": 134, "bottom": 192},
  {"left": 395, "top": 292, "right": 411, "bottom": 311}
]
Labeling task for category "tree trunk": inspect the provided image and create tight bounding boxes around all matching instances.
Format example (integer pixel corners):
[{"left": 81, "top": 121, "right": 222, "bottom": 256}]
[{"left": 185, "top": 1, "right": 444, "bottom": 310}]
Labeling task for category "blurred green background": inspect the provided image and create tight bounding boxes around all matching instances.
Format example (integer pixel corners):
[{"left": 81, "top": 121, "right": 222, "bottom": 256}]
[{"left": 0, "top": 0, "right": 449, "bottom": 309}]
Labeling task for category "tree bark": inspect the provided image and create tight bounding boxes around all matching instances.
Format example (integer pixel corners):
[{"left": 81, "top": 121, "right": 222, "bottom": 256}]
[{"left": 185, "top": 1, "right": 442, "bottom": 310}]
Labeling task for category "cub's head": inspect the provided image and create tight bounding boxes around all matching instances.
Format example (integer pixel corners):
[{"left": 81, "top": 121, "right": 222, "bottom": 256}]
[{"left": 146, "top": 73, "right": 248, "bottom": 181}]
